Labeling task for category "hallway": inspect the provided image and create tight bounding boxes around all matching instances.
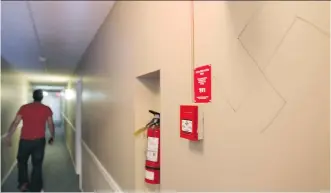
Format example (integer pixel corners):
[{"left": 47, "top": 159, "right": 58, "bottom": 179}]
[
  {"left": 1, "top": 129, "right": 80, "bottom": 192},
  {"left": 1, "top": 1, "right": 330, "bottom": 192}
]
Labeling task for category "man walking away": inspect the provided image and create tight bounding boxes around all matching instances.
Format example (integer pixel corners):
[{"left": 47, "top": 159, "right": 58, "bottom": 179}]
[{"left": 4, "top": 89, "right": 55, "bottom": 192}]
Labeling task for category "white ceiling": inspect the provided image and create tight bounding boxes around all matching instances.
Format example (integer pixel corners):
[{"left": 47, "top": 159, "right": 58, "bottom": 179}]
[{"left": 1, "top": 1, "right": 115, "bottom": 74}]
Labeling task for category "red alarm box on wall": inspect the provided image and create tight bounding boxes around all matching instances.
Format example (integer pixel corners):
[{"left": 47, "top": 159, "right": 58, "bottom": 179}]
[{"left": 180, "top": 105, "right": 204, "bottom": 141}]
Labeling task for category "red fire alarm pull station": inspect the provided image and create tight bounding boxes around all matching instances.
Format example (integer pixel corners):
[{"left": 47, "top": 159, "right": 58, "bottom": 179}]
[{"left": 180, "top": 105, "right": 204, "bottom": 141}]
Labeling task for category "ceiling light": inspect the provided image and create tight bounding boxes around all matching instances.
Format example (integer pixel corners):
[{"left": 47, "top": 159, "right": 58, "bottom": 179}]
[
  {"left": 64, "top": 89, "right": 75, "bottom": 100},
  {"left": 24, "top": 73, "right": 71, "bottom": 83}
]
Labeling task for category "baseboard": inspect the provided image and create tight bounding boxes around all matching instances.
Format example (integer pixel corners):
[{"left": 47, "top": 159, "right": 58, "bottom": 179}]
[
  {"left": 1, "top": 126, "right": 22, "bottom": 186},
  {"left": 62, "top": 113, "right": 77, "bottom": 173},
  {"left": 66, "top": 141, "right": 76, "bottom": 172},
  {"left": 1, "top": 160, "right": 17, "bottom": 186},
  {"left": 62, "top": 113, "right": 121, "bottom": 192},
  {"left": 81, "top": 140, "right": 123, "bottom": 192}
]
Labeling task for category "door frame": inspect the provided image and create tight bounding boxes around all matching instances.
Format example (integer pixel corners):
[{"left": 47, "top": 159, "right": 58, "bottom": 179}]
[{"left": 75, "top": 77, "right": 83, "bottom": 190}]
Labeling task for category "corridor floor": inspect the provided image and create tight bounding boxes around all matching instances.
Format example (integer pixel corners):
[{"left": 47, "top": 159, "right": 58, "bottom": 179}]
[{"left": 1, "top": 132, "right": 80, "bottom": 192}]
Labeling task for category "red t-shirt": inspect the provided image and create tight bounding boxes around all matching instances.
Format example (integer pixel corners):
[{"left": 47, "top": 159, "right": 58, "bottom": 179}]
[{"left": 17, "top": 102, "right": 53, "bottom": 140}]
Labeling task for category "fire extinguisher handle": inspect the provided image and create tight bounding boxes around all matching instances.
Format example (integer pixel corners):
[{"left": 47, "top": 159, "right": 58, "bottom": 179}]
[
  {"left": 146, "top": 110, "right": 160, "bottom": 127},
  {"left": 149, "top": 110, "right": 160, "bottom": 116}
]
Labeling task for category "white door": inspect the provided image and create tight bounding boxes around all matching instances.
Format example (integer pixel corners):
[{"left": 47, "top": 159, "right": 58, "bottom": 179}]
[{"left": 75, "top": 78, "right": 83, "bottom": 189}]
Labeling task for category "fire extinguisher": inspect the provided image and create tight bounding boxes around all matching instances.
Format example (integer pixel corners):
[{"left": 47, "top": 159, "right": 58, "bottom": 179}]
[{"left": 144, "top": 110, "right": 161, "bottom": 184}]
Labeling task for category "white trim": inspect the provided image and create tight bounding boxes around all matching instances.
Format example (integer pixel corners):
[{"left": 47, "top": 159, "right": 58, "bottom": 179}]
[
  {"left": 62, "top": 111, "right": 82, "bottom": 190},
  {"left": 62, "top": 113, "right": 83, "bottom": 192},
  {"left": 1, "top": 160, "right": 17, "bottom": 186},
  {"left": 62, "top": 113, "right": 76, "bottom": 132},
  {"left": 66, "top": 138, "right": 76, "bottom": 171},
  {"left": 1, "top": 125, "right": 23, "bottom": 139},
  {"left": 81, "top": 140, "right": 123, "bottom": 192},
  {"left": 62, "top": 113, "right": 77, "bottom": 172},
  {"left": 1, "top": 133, "right": 8, "bottom": 139},
  {"left": 1, "top": 126, "right": 23, "bottom": 185},
  {"left": 75, "top": 78, "right": 83, "bottom": 178}
]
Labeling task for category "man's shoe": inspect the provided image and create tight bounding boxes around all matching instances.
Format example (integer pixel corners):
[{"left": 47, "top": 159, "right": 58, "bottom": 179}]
[{"left": 18, "top": 183, "right": 29, "bottom": 192}]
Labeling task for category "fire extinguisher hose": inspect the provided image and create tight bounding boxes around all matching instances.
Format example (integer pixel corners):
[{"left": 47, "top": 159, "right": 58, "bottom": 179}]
[{"left": 133, "top": 126, "right": 147, "bottom": 136}]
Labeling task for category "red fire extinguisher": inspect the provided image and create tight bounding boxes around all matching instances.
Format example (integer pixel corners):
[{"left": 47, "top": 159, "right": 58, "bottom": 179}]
[{"left": 145, "top": 110, "right": 161, "bottom": 184}]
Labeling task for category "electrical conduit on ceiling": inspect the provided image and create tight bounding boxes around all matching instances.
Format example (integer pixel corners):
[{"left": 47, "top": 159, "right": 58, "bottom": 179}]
[{"left": 26, "top": 1, "right": 48, "bottom": 73}]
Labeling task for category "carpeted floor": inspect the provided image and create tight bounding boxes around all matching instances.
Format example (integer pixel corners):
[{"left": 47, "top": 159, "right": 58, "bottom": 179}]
[{"left": 1, "top": 129, "right": 80, "bottom": 192}]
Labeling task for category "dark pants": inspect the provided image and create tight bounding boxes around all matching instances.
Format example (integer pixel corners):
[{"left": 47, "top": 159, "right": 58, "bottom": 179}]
[{"left": 17, "top": 138, "right": 46, "bottom": 192}]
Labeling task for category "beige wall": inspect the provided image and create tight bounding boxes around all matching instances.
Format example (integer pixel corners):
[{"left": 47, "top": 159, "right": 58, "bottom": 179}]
[
  {"left": 163, "top": 1, "right": 330, "bottom": 192},
  {"left": 64, "top": 81, "right": 77, "bottom": 166},
  {"left": 77, "top": 1, "right": 136, "bottom": 188},
  {"left": 1, "top": 58, "right": 28, "bottom": 183},
  {"left": 76, "top": 1, "right": 330, "bottom": 192}
]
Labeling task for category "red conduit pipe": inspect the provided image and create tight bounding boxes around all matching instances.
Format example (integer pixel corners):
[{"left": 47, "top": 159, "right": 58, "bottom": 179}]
[{"left": 190, "top": 0, "right": 196, "bottom": 102}]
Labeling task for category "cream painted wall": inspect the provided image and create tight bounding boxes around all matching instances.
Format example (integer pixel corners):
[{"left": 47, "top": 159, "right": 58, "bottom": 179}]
[
  {"left": 162, "top": 1, "right": 329, "bottom": 192},
  {"left": 64, "top": 81, "right": 77, "bottom": 169},
  {"left": 76, "top": 1, "right": 136, "bottom": 188},
  {"left": 1, "top": 58, "right": 28, "bottom": 183},
  {"left": 76, "top": 1, "right": 329, "bottom": 192}
]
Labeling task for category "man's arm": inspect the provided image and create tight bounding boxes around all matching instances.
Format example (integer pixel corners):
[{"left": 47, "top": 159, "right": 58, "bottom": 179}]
[
  {"left": 6, "top": 115, "right": 22, "bottom": 138},
  {"left": 47, "top": 116, "right": 55, "bottom": 138}
]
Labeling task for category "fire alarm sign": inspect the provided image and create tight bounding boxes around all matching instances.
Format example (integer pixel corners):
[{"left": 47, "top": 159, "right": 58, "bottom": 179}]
[{"left": 194, "top": 64, "right": 211, "bottom": 103}]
